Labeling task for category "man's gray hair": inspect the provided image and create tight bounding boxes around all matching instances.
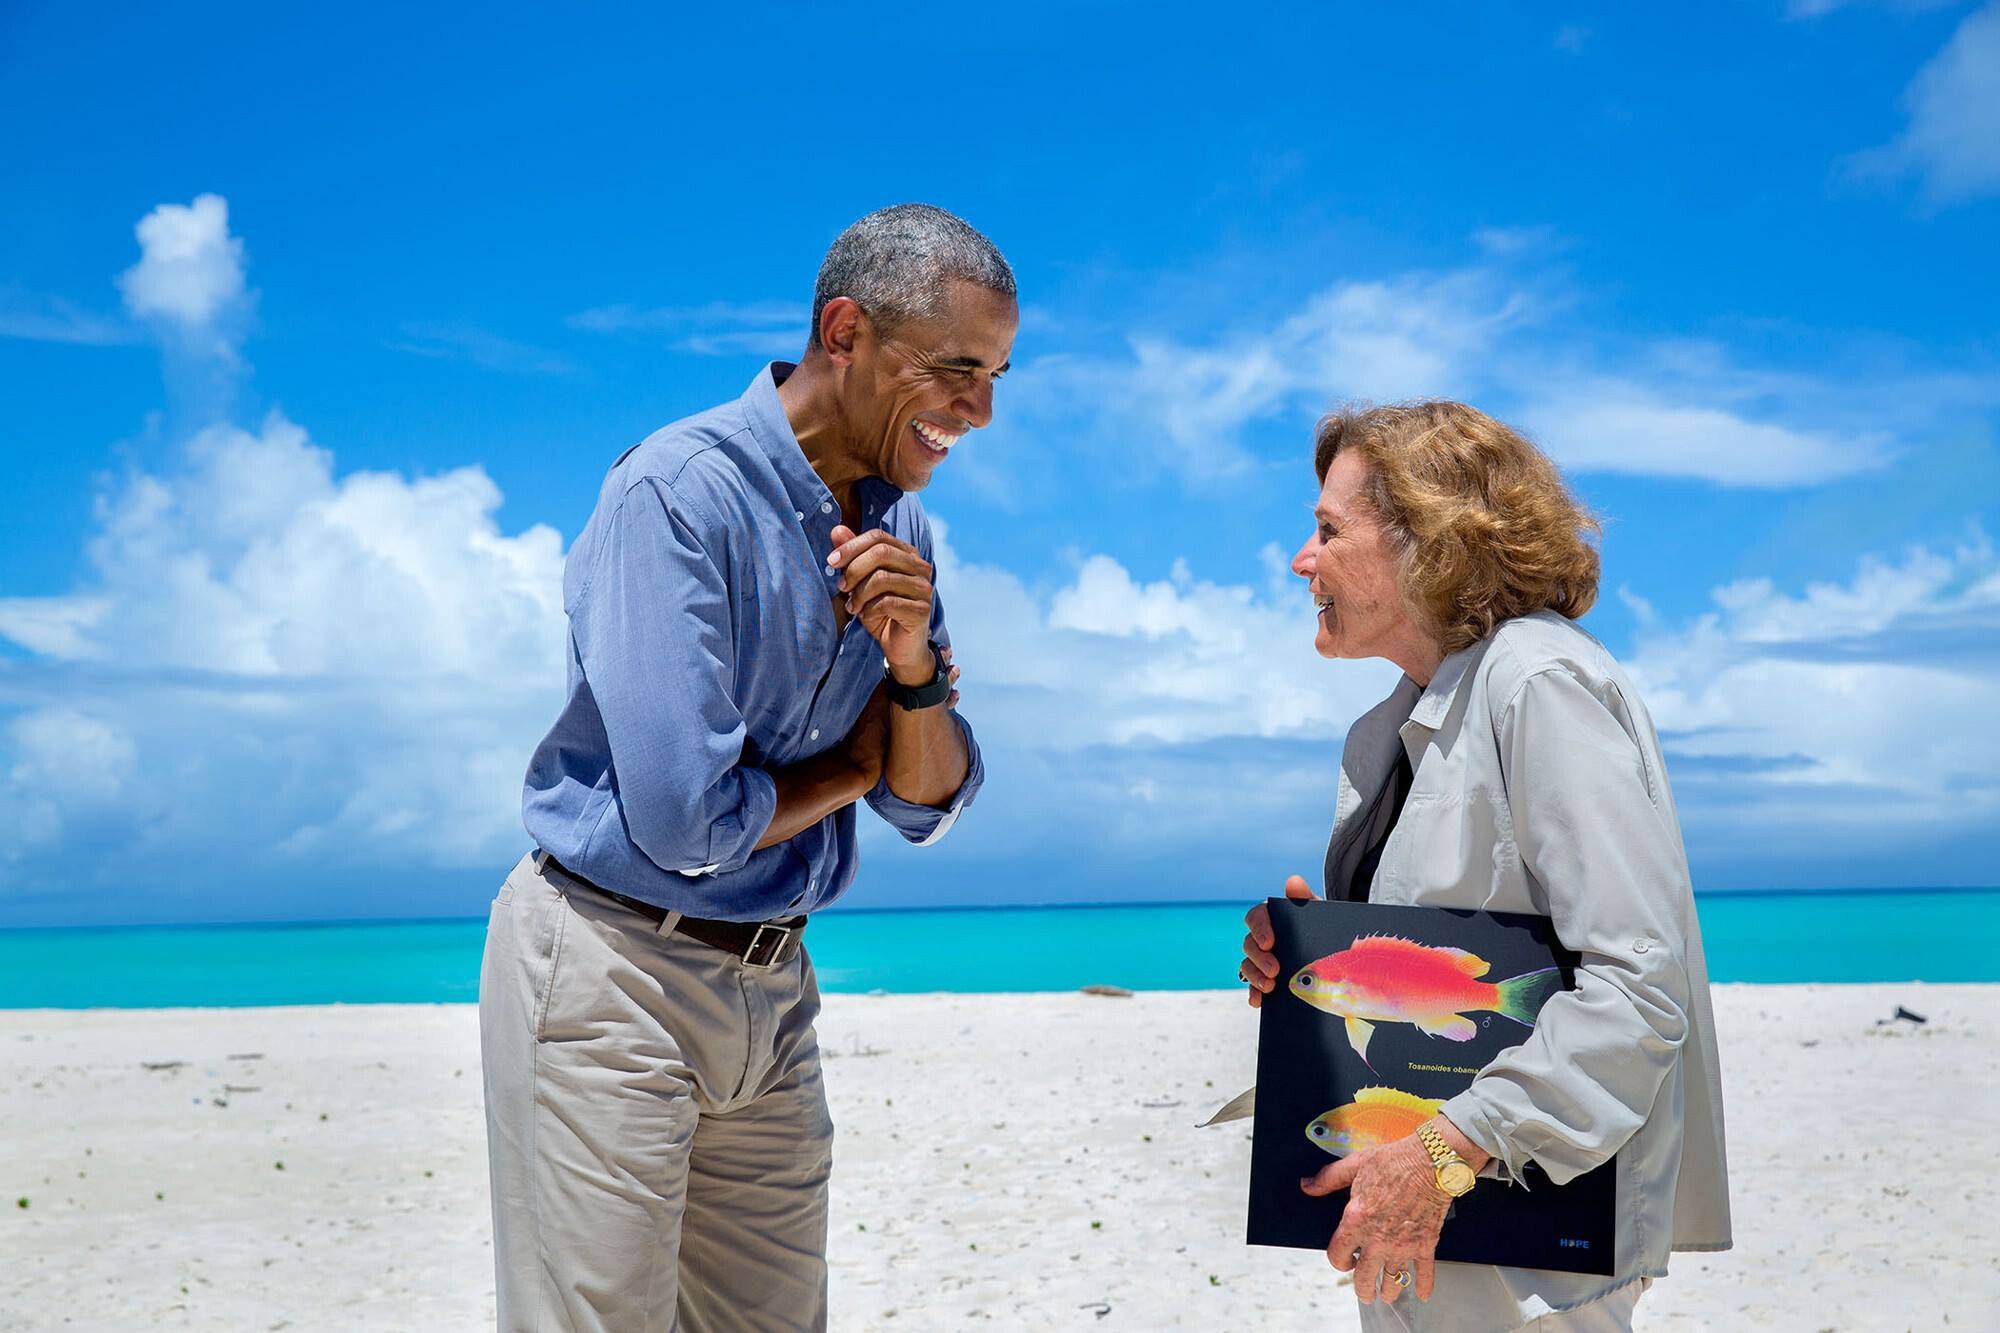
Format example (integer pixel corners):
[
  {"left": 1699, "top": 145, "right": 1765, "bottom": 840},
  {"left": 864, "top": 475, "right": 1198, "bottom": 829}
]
[{"left": 810, "top": 204, "right": 1015, "bottom": 352}]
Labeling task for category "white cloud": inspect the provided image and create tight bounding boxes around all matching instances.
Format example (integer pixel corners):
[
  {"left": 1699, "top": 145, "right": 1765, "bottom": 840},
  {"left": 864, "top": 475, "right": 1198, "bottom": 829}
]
[
  {"left": 569, "top": 300, "right": 806, "bottom": 357},
  {"left": 1024, "top": 266, "right": 1898, "bottom": 489},
  {"left": 1471, "top": 225, "right": 1565, "bottom": 257},
  {"left": 1522, "top": 382, "right": 1893, "bottom": 486},
  {"left": 0, "top": 410, "right": 569, "bottom": 874},
  {"left": 677, "top": 329, "right": 812, "bottom": 357},
  {"left": 1849, "top": 1, "right": 2000, "bottom": 204},
  {"left": 0, "top": 290, "right": 133, "bottom": 346},
  {"left": 1024, "top": 268, "right": 1534, "bottom": 481},
  {"left": 116, "top": 194, "right": 252, "bottom": 357},
  {"left": 388, "top": 321, "right": 576, "bottom": 375},
  {"left": 1707, "top": 539, "right": 1993, "bottom": 642},
  {"left": 1786, "top": 0, "right": 1959, "bottom": 21},
  {"left": 53, "top": 413, "right": 568, "bottom": 679},
  {"left": 935, "top": 523, "right": 1398, "bottom": 752},
  {"left": 1625, "top": 536, "right": 2000, "bottom": 864},
  {"left": 7, "top": 709, "right": 135, "bottom": 802},
  {"left": 0, "top": 596, "right": 108, "bottom": 658},
  {"left": 0, "top": 710, "right": 137, "bottom": 852}
]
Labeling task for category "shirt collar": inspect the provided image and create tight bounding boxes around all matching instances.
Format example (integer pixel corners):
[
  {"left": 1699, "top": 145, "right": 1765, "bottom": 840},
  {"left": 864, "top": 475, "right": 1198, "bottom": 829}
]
[
  {"left": 741, "top": 361, "right": 906, "bottom": 522},
  {"left": 1339, "top": 635, "right": 1493, "bottom": 817},
  {"left": 1405, "top": 635, "right": 1493, "bottom": 735}
]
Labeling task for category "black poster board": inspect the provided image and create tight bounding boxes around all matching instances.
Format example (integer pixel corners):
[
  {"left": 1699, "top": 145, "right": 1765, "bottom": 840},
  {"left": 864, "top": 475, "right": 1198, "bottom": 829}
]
[{"left": 1247, "top": 899, "right": 1616, "bottom": 1276}]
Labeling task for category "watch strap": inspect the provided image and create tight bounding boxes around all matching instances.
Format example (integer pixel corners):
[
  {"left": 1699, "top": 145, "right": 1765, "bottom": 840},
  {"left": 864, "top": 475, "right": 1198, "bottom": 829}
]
[
  {"left": 885, "top": 642, "right": 951, "bottom": 710},
  {"left": 1418, "top": 1121, "right": 1475, "bottom": 1196}
]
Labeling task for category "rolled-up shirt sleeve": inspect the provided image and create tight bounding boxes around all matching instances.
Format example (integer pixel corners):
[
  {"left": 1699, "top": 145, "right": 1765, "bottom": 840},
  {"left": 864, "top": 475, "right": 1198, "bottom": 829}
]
[
  {"left": 866, "top": 711, "right": 983, "bottom": 844},
  {"left": 1441, "top": 665, "right": 1693, "bottom": 1185},
  {"left": 863, "top": 557, "right": 983, "bottom": 845},
  {"left": 569, "top": 479, "right": 776, "bottom": 875}
]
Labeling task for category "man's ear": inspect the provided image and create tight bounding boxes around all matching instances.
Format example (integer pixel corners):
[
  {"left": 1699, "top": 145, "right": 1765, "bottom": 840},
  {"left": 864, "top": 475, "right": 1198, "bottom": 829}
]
[{"left": 817, "top": 296, "right": 862, "bottom": 367}]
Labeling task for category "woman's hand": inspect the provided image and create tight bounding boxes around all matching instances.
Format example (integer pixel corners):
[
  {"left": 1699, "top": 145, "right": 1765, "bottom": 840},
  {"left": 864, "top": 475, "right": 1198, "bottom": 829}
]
[
  {"left": 1302, "top": 1116, "right": 1491, "bottom": 1304},
  {"left": 1240, "top": 874, "right": 1315, "bottom": 1006},
  {"left": 1302, "top": 1133, "right": 1447, "bottom": 1304}
]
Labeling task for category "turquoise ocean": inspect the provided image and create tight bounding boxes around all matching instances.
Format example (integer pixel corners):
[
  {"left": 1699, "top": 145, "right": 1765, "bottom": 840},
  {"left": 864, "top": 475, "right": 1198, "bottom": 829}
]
[{"left": 0, "top": 888, "right": 1989, "bottom": 1009}]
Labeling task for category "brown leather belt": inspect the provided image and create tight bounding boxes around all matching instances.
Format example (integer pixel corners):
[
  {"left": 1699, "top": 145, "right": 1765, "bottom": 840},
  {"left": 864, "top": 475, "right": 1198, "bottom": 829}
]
[{"left": 536, "top": 852, "right": 805, "bottom": 969}]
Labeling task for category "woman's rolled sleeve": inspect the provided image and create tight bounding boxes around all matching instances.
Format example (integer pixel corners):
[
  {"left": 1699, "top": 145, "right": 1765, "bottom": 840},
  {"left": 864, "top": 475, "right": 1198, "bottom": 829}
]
[{"left": 1444, "top": 664, "right": 1693, "bottom": 1186}]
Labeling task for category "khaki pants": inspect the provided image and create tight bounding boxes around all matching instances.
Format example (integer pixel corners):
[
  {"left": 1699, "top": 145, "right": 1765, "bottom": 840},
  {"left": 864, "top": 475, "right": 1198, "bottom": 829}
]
[{"left": 480, "top": 853, "right": 833, "bottom": 1332}]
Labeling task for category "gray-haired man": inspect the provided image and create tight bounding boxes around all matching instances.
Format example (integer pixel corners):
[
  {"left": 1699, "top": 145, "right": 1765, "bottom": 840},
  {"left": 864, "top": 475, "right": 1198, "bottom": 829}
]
[{"left": 480, "top": 205, "right": 1016, "bottom": 1331}]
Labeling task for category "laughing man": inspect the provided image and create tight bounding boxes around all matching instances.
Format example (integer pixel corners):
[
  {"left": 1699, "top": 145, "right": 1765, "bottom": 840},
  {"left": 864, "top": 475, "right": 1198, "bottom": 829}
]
[{"left": 480, "top": 204, "right": 1015, "bottom": 1331}]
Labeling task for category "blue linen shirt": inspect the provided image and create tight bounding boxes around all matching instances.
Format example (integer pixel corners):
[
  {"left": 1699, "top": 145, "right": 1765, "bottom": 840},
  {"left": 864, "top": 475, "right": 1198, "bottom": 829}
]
[{"left": 521, "top": 363, "right": 983, "bottom": 921}]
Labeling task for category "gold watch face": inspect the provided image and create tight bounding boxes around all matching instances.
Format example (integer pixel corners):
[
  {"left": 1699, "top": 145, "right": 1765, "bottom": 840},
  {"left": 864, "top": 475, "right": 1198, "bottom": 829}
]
[{"left": 1438, "top": 1161, "right": 1477, "bottom": 1196}]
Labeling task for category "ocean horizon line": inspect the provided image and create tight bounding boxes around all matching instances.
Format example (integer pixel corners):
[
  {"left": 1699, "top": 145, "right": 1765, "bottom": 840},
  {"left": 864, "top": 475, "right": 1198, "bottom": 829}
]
[{"left": 2, "top": 883, "right": 1995, "bottom": 935}]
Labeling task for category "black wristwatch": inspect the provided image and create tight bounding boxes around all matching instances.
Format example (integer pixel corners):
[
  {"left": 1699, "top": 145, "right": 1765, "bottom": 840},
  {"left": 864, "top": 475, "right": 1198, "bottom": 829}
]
[{"left": 884, "top": 641, "right": 951, "bottom": 711}]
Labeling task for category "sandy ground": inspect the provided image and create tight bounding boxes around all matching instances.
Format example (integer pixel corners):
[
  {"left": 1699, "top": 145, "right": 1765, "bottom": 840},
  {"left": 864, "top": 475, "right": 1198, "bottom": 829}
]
[{"left": 2, "top": 983, "right": 1995, "bottom": 1332}]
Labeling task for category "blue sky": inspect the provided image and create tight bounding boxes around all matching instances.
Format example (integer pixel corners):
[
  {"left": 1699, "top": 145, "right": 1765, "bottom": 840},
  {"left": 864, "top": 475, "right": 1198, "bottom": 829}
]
[{"left": 2, "top": 2, "right": 1997, "bottom": 925}]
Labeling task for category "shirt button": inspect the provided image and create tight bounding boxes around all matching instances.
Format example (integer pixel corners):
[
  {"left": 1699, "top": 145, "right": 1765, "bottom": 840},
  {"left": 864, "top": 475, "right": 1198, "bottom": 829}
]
[
  {"left": 794, "top": 510, "right": 805, "bottom": 522},
  {"left": 820, "top": 501, "right": 833, "bottom": 514},
  {"left": 809, "top": 728, "right": 820, "bottom": 741},
  {"left": 1633, "top": 938, "right": 1652, "bottom": 954}
]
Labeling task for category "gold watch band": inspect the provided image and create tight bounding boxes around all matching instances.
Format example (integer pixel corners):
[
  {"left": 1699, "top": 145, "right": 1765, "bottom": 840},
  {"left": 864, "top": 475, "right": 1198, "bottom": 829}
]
[{"left": 1418, "top": 1121, "right": 1477, "bottom": 1197}]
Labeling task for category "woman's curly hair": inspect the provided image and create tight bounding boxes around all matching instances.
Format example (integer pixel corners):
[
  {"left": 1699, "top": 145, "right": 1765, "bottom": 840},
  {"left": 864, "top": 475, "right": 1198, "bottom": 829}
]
[{"left": 1313, "top": 401, "right": 1601, "bottom": 655}]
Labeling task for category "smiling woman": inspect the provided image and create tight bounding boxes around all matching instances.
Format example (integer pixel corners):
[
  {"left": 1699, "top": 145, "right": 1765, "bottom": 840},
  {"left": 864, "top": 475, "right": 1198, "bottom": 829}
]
[
  {"left": 1244, "top": 400, "right": 1728, "bottom": 1333},
  {"left": 1311, "top": 402, "right": 1603, "bottom": 656}
]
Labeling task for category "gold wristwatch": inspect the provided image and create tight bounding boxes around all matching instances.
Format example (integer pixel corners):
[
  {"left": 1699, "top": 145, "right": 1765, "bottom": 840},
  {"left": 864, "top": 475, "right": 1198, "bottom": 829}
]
[{"left": 1418, "top": 1121, "right": 1477, "bottom": 1198}]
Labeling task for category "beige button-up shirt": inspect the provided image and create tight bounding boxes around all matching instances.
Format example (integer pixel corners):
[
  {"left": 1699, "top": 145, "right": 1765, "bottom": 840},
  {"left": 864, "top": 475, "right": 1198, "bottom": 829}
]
[{"left": 1326, "top": 611, "right": 1731, "bottom": 1330}]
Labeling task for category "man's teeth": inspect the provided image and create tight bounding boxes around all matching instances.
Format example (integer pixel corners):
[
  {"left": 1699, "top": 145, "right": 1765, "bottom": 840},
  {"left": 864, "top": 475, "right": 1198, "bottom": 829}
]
[
  {"left": 912, "top": 421, "right": 962, "bottom": 451},
  {"left": 1315, "top": 595, "right": 1335, "bottom": 609}
]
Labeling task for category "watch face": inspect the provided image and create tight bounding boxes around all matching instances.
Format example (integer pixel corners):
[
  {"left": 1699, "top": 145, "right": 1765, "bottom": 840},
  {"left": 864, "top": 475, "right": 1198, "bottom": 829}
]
[{"left": 1439, "top": 1162, "right": 1477, "bottom": 1196}]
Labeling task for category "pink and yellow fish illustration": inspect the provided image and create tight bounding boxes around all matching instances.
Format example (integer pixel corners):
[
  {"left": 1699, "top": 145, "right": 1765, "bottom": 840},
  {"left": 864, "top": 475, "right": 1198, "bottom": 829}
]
[
  {"left": 1289, "top": 934, "right": 1561, "bottom": 1068},
  {"left": 1306, "top": 1086, "right": 1446, "bottom": 1158}
]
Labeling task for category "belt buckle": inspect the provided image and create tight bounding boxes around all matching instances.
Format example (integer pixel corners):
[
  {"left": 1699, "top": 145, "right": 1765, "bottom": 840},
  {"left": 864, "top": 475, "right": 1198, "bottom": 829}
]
[{"left": 742, "top": 922, "right": 793, "bottom": 970}]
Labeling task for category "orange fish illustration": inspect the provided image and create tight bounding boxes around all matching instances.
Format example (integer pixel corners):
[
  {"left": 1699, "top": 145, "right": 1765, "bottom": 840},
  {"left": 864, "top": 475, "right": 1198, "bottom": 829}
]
[
  {"left": 1289, "top": 935, "right": 1561, "bottom": 1068},
  {"left": 1306, "top": 1087, "right": 1446, "bottom": 1158}
]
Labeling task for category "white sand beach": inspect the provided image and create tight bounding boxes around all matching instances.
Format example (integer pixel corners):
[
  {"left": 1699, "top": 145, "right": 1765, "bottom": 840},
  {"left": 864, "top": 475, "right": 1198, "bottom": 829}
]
[{"left": 2, "top": 982, "right": 1995, "bottom": 1331}]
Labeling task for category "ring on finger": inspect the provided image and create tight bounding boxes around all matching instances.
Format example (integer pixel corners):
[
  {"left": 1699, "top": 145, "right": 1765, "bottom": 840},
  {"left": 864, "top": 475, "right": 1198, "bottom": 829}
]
[{"left": 1392, "top": 1268, "right": 1413, "bottom": 1288}]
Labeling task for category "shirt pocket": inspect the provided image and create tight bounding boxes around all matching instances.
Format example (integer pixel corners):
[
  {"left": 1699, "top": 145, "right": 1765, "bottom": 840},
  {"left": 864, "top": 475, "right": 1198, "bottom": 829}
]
[{"left": 1384, "top": 787, "right": 1530, "bottom": 910}]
